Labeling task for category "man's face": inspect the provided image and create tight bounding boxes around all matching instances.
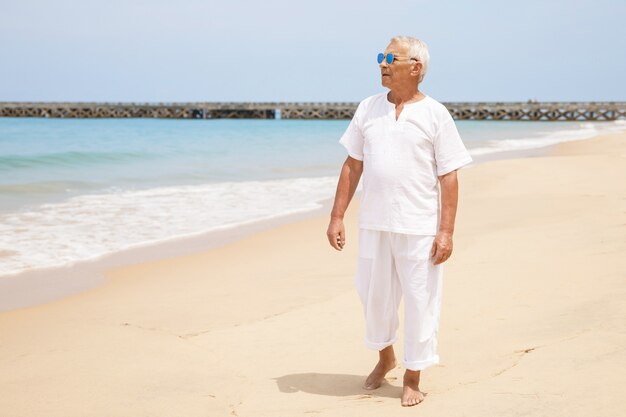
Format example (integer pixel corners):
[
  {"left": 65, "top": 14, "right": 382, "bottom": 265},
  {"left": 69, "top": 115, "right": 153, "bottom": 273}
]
[{"left": 380, "top": 40, "right": 420, "bottom": 88}]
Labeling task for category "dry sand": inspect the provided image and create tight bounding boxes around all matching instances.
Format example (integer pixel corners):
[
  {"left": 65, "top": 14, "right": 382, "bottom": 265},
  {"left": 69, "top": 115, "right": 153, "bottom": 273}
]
[{"left": 1, "top": 132, "right": 624, "bottom": 416}]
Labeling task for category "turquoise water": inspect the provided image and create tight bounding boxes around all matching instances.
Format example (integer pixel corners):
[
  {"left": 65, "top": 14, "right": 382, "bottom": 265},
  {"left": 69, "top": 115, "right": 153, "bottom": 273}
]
[
  {"left": 0, "top": 118, "right": 350, "bottom": 212},
  {"left": 0, "top": 117, "right": 623, "bottom": 277}
]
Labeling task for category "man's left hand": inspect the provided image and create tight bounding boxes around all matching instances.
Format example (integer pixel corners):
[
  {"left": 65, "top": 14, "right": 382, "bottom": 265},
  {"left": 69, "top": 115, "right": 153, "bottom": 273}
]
[{"left": 430, "top": 231, "right": 453, "bottom": 265}]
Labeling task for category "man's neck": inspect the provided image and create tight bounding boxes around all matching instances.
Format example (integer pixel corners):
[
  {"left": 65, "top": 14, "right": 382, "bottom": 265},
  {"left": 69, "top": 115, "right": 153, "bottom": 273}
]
[{"left": 387, "top": 88, "right": 424, "bottom": 107}]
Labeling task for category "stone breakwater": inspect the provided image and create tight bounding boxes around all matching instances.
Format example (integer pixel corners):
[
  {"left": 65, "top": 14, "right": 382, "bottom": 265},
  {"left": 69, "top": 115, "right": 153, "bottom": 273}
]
[{"left": 1, "top": 101, "right": 624, "bottom": 120}]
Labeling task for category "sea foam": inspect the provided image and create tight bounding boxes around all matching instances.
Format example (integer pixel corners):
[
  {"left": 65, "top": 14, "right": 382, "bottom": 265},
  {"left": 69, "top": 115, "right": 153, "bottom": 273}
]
[
  {"left": 0, "top": 176, "right": 338, "bottom": 277},
  {"left": 467, "top": 120, "right": 625, "bottom": 156}
]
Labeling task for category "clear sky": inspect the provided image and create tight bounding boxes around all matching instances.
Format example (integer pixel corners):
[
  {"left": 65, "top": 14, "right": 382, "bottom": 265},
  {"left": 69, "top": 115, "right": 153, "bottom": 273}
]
[{"left": 1, "top": 0, "right": 624, "bottom": 102}]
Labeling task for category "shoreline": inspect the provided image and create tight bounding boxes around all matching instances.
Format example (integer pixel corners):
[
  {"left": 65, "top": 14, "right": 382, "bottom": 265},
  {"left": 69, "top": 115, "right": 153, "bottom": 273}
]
[
  {"left": 0, "top": 128, "right": 623, "bottom": 313},
  {"left": 0, "top": 197, "right": 336, "bottom": 312}
]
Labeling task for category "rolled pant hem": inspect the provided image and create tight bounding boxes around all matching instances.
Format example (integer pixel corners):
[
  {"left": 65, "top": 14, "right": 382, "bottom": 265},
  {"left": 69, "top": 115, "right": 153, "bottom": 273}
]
[
  {"left": 364, "top": 337, "right": 398, "bottom": 351},
  {"left": 403, "top": 355, "right": 440, "bottom": 371}
]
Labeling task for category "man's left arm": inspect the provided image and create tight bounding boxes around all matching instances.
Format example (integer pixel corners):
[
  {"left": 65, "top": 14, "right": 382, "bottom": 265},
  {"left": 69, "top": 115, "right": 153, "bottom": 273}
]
[{"left": 430, "top": 170, "right": 459, "bottom": 265}]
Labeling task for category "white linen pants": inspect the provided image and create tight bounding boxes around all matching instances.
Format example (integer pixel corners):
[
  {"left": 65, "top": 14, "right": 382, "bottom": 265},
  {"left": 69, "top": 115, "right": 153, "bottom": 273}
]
[{"left": 355, "top": 228, "right": 443, "bottom": 371}]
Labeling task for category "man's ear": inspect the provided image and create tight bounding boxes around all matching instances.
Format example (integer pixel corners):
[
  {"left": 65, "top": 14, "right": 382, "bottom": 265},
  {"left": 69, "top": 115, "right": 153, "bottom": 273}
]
[{"left": 411, "top": 62, "right": 423, "bottom": 78}]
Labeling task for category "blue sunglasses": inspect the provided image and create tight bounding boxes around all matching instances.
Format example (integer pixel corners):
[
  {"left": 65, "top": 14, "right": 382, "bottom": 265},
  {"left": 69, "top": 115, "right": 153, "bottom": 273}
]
[
  {"left": 377, "top": 53, "right": 395, "bottom": 64},
  {"left": 377, "top": 52, "right": 417, "bottom": 64}
]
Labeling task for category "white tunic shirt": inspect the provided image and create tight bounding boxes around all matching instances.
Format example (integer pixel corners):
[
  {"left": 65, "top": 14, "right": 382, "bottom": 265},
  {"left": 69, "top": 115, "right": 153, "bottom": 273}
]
[{"left": 339, "top": 93, "right": 473, "bottom": 235}]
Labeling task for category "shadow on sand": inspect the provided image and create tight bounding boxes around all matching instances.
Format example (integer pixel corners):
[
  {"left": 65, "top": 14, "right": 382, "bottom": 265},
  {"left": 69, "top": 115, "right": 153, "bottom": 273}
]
[{"left": 274, "top": 373, "right": 402, "bottom": 399}]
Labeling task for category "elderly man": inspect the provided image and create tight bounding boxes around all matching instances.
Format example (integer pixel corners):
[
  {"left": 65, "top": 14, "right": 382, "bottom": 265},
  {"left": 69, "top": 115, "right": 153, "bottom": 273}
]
[{"left": 326, "top": 36, "right": 472, "bottom": 407}]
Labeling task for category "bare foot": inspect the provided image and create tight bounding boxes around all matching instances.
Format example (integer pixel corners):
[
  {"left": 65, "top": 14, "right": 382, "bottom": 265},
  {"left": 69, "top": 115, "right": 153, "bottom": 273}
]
[
  {"left": 363, "top": 345, "right": 397, "bottom": 390},
  {"left": 401, "top": 370, "right": 426, "bottom": 407},
  {"left": 363, "top": 359, "right": 396, "bottom": 389}
]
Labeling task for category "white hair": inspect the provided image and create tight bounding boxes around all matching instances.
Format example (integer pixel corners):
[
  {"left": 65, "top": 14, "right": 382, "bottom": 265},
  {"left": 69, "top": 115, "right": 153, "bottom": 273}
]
[{"left": 390, "top": 36, "right": 430, "bottom": 83}]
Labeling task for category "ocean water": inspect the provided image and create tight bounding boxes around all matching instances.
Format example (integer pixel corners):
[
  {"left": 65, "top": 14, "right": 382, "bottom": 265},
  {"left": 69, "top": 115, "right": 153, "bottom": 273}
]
[{"left": 0, "top": 117, "right": 624, "bottom": 278}]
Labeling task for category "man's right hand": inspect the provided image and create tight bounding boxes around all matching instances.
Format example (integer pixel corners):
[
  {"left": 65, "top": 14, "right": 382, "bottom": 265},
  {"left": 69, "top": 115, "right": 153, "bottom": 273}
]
[
  {"left": 327, "top": 156, "right": 362, "bottom": 251},
  {"left": 326, "top": 218, "right": 346, "bottom": 251}
]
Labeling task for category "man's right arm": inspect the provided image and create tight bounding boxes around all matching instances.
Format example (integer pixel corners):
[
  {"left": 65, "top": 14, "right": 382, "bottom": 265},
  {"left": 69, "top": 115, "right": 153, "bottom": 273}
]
[{"left": 326, "top": 156, "right": 363, "bottom": 251}]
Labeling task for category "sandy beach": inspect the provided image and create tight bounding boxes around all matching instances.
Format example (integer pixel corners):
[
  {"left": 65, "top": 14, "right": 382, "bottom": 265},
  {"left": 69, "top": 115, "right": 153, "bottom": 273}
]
[{"left": 1, "top": 131, "right": 625, "bottom": 416}]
